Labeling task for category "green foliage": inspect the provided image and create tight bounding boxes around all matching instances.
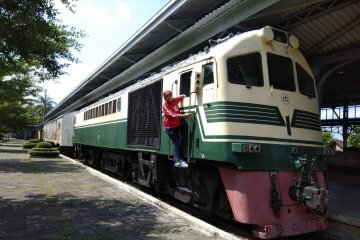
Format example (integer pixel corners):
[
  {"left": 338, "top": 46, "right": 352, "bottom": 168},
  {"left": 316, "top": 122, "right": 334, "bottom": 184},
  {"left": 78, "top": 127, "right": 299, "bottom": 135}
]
[
  {"left": 23, "top": 139, "right": 41, "bottom": 148},
  {"left": 36, "top": 142, "right": 53, "bottom": 148},
  {"left": 348, "top": 126, "right": 360, "bottom": 148},
  {"left": 1, "top": 102, "right": 26, "bottom": 133},
  {"left": 0, "top": 0, "right": 85, "bottom": 81},
  {"left": 27, "top": 140, "right": 59, "bottom": 156},
  {"left": 0, "top": 0, "right": 84, "bottom": 135},
  {"left": 0, "top": 75, "right": 39, "bottom": 104},
  {"left": 0, "top": 75, "right": 41, "bottom": 134},
  {"left": 33, "top": 92, "right": 57, "bottom": 122},
  {"left": 31, "top": 147, "right": 58, "bottom": 152},
  {"left": 22, "top": 142, "right": 39, "bottom": 149},
  {"left": 321, "top": 130, "right": 335, "bottom": 147},
  {"left": 28, "top": 149, "right": 60, "bottom": 157}
]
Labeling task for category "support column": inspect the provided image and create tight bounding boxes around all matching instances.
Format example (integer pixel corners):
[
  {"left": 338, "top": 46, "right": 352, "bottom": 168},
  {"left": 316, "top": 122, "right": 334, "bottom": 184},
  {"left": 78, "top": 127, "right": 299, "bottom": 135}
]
[{"left": 342, "top": 103, "right": 349, "bottom": 149}]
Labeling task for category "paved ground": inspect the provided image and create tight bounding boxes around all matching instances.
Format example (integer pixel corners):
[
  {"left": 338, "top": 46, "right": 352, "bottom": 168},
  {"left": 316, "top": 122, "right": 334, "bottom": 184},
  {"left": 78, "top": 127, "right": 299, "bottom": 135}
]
[{"left": 0, "top": 141, "right": 220, "bottom": 240}]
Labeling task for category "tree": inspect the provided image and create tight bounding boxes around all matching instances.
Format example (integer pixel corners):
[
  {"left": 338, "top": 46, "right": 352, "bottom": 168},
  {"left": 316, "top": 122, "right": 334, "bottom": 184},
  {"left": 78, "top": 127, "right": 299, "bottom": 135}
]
[
  {"left": 0, "top": 0, "right": 85, "bottom": 81},
  {"left": 0, "top": 74, "right": 40, "bottom": 134},
  {"left": 0, "top": 102, "right": 30, "bottom": 133},
  {"left": 34, "top": 90, "right": 57, "bottom": 122},
  {"left": 321, "top": 130, "right": 334, "bottom": 147},
  {"left": 0, "top": 0, "right": 84, "bottom": 137},
  {"left": 348, "top": 126, "right": 360, "bottom": 148}
]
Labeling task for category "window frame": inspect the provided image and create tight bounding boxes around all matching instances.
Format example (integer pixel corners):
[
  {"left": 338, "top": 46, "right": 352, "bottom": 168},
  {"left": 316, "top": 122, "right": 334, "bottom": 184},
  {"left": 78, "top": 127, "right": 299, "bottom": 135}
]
[
  {"left": 296, "top": 62, "right": 316, "bottom": 98},
  {"left": 267, "top": 52, "right": 296, "bottom": 92},
  {"left": 226, "top": 52, "right": 264, "bottom": 87},
  {"left": 202, "top": 63, "right": 214, "bottom": 86}
]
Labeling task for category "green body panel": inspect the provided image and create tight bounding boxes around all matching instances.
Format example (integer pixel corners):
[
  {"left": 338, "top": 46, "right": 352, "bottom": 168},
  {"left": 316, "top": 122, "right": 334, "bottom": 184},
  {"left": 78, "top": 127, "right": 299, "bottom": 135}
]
[
  {"left": 74, "top": 120, "right": 126, "bottom": 150},
  {"left": 74, "top": 109, "right": 324, "bottom": 170}
]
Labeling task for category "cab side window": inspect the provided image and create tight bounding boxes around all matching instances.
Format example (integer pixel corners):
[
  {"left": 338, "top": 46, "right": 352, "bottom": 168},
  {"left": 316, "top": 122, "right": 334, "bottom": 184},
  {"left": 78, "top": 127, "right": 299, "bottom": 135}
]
[
  {"left": 296, "top": 63, "right": 316, "bottom": 98},
  {"left": 203, "top": 63, "right": 214, "bottom": 85},
  {"left": 180, "top": 71, "right": 191, "bottom": 96}
]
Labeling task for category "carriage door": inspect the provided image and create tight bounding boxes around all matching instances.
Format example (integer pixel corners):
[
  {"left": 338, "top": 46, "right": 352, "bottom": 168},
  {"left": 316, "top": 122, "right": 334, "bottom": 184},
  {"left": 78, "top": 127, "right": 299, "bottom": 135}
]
[{"left": 179, "top": 70, "right": 192, "bottom": 158}]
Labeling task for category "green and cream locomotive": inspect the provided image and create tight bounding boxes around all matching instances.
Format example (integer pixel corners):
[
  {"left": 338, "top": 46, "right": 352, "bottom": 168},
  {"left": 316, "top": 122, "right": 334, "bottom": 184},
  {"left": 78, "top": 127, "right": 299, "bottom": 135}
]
[{"left": 71, "top": 26, "right": 327, "bottom": 239}]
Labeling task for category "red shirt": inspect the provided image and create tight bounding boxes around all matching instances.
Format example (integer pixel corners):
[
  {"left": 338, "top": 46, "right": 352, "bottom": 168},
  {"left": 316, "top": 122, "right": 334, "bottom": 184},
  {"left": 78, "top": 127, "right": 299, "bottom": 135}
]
[{"left": 162, "top": 95, "right": 186, "bottom": 129}]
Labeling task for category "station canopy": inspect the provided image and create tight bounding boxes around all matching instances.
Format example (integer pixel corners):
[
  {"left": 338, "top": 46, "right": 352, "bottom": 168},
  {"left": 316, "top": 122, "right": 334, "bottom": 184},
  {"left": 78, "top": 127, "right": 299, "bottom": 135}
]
[{"left": 46, "top": 0, "right": 360, "bottom": 121}]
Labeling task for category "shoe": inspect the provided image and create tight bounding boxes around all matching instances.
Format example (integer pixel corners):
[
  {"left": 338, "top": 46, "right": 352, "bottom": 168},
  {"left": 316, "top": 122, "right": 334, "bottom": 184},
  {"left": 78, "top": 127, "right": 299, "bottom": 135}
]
[{"left": 174, "top": 160, "right": 188, "bottom": 168}]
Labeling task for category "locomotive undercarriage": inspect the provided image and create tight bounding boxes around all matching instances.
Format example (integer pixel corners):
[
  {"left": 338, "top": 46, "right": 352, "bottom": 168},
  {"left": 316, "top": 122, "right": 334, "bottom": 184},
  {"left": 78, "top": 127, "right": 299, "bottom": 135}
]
[{"left": 74, "top": 144, "right": 233, "bottom": 221}]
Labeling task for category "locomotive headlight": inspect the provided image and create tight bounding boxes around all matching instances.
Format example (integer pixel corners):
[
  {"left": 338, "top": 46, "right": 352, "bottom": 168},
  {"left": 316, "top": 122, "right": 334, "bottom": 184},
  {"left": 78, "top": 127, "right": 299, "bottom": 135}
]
[
  {"left": 259, "top": 26, "right": 274, "bottom": 43},
  {"left": 243, "top": 144, "right": 249, "bottom": 152},
  {"left": 232, "top": 143, "right": 261, "bottom": 154},
  {"left": 289, "top": 35, "right": 299, "bottom": 49},
  {"left": 249, "top": 145, "right": 255, "bottom": 152}
]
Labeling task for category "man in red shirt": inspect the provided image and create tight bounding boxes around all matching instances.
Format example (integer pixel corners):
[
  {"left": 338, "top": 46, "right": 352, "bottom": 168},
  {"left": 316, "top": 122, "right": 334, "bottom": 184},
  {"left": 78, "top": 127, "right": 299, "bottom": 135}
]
[{"left": 162, "top": 90, "right": 192, "bottom": 168}]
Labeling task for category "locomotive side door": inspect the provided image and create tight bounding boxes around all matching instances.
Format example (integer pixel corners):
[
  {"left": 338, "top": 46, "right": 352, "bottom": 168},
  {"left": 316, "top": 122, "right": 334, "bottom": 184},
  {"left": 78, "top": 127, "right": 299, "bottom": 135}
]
[{"left": 178, "top": 70, "right": 192, "bottom": 159}]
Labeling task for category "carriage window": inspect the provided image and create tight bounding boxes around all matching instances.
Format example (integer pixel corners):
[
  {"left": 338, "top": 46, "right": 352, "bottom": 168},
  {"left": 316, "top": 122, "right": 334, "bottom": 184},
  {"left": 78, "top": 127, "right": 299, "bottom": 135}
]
[
  {"left": 109, "top": 101, "right": 113, "bottom": 114},
  {"left": 117, "top": 97, "right": 122, "bottom": 112},
  {"left": 267, "top": 53, "right": 295, "bottom": 91},
  {"left": 296, "top": 63, "right": 316, "bottom": 98},
  {"left": 180, "top": 71, "right": 191, "bottom": 96},
  {"left": 203, "top": 63, "right": 214, "bottom": 85},
  {"left": 112, "top": 100, "right": 116, "bottom": 113},
  {"left": 227, "top": 53, "right": 263, "bottom": 86}
]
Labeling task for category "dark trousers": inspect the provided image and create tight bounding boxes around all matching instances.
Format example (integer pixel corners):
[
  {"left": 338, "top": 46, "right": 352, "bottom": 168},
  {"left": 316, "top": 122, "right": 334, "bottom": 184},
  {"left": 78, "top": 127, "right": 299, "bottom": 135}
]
[{"left": 165, "top": 127, "right": 182, "bottom": 161}]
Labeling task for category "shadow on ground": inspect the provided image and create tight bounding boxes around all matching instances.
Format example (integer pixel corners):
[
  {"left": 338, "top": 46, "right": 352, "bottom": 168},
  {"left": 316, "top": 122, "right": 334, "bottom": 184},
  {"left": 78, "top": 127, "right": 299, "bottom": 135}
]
[
  {"left": 0, "top": 193, "right": 186, "bottom": 240},
  {"left": 0, "top": 148, "right": 28, "bottom": 154},
  {"left": 0, "top": 158, "right": 82, "bottom": 174}
]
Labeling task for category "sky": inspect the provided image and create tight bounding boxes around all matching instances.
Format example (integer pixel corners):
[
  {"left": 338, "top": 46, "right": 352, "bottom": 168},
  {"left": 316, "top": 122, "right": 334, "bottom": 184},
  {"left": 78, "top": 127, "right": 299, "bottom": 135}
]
[{"left": 41, "top": 0, "right": 169, "bottom": 103}]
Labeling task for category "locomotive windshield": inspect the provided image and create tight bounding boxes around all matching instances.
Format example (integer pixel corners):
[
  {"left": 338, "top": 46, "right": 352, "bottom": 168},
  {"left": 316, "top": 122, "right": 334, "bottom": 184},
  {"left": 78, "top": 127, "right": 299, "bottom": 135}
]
[
  {"left": 227, "top": 52, "right": 263, "bottom": 87},
  {"left": 267, "top": 53, "right": 295, "bottom": 92},
  {"left": 296, "top": 63, "right": 316, "bottom": 98}
]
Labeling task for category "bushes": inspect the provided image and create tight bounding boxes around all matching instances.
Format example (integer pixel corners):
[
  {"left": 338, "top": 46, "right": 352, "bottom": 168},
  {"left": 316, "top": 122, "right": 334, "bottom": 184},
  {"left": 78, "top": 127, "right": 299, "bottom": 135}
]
[
  {"left": 22, "top": 142, "right": 38, "bottom": 149},
  {"left": 36, "top": 142, "right": 53, "bottom": 148},
  {"left": 22, "top": 139, "right": 42, "bottom": 149},
  {"left": 26, "top": 140, "right": 60, "bottom": 157},
  {"left": 28, "top": 149, "right": 60, "bottom": 157}
]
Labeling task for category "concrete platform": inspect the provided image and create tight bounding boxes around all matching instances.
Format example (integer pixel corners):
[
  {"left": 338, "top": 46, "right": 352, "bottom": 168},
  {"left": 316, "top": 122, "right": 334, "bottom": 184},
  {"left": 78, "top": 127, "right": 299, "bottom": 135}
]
[{"left": 0, "top": 141, "right": 241, "bottom": 240}]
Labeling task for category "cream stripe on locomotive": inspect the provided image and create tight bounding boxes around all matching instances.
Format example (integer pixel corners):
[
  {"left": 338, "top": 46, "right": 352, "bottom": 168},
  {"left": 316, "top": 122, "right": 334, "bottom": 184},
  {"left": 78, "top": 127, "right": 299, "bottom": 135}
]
[{"left": 74, "top": 118, "right": 127, "bottom": 129}]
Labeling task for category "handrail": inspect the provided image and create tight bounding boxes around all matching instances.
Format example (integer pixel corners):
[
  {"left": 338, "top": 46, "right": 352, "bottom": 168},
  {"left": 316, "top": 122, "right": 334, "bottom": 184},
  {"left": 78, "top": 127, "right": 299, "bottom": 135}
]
[{"left": 187, "top": 91, "right": 197, "bottom": 162}]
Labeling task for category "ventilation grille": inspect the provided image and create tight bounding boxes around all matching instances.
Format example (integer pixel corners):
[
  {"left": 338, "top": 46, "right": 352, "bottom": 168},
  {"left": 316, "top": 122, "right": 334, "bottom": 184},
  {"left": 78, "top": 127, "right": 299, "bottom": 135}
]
[
  {"left": 291, "top": 109, "right": 320, "bottom": 131},
  {"left": 126, "top": 81, "right": 162, "bottom": 149}
]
